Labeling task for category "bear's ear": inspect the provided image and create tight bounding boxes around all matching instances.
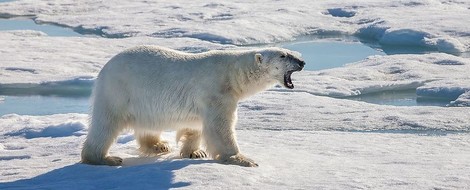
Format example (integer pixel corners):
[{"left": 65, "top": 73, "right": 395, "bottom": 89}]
[{"left": 255, "top": 53, "right": 262, "bottom": 64}]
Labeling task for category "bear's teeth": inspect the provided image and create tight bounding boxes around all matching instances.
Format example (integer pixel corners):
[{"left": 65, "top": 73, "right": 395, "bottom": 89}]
[{"left": 284, "top": 71, "right": 294, "bottom": 89}]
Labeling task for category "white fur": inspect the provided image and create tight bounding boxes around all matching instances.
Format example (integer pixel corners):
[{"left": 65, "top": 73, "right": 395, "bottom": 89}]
[{"left": 81, "top": 45, "right": 303, "bottom": 166}]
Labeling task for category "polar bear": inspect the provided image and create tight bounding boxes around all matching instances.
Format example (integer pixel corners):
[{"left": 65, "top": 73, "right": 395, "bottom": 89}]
[{"left": 81, "top": 45, "right": 305, "bottom": 167}]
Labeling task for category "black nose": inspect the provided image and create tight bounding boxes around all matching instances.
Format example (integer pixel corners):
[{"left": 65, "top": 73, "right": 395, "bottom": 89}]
[{"left": 299, "top": 60, "right": 305, "bottom": 68}]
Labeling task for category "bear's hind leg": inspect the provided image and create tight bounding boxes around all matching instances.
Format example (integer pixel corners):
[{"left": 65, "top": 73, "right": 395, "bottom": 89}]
[
  {"left": 177, "top": 128, "right": 207, "bottom": 158},
  {"left": 136, "top": 131, "right": 170, "bottom": 155}
]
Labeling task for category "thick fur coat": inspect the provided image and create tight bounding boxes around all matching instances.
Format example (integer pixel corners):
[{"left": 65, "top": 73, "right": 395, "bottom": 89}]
[{"left": 81, "top": 45, "right": 304, "bottom": 167}]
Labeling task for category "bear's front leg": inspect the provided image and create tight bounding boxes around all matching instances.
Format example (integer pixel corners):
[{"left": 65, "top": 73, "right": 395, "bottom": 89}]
[{"left": 202, "top": 100, "right": 258, "bottom": 167}]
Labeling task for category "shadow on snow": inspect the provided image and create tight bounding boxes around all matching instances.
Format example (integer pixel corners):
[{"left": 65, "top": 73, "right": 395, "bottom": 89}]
[{"left": 0, "top": 158, "right": 216, "bottom": 190}]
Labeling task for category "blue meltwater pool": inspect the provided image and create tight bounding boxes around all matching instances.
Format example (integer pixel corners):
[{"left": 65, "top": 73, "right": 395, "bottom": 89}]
[
  {"left": 0, "top": 18, "right": 82, "bottom": 37},
  {"left": 282, "top": 40, "right": 385, "bottom": 71}
]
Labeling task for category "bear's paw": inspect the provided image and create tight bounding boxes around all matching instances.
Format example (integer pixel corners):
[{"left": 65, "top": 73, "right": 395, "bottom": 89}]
[
  {"left": 153, "top": 141, "right": 171, "bottom": 154},
  {"left": 181, "top": 150, "right": 207, "bottom": 159},
  {"left": 221, "top": 154, "right": 258, "bottom": 167},
  {"left": 104, "top": 156, "right": 123, "bottom": 166}
]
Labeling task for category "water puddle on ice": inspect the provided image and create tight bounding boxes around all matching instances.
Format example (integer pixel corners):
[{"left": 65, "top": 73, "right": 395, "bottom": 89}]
[
  {"left": 0, "top": 18, "right": 82, "bottom": 37},
  {"left": 342, "top": 90, "right": 450, "bottom": 107},
  {"left": 0, "top": 90, "right": 449, "bottom": 117},
  {"left": 346, "top": 129, "right": 466, "bottom": 136},
  {"left": 0, "top": 96, "right": 89, "bottom": 116},
  {"left": 282, "top": 40, "right": 385, "bottom": 71},
  {"left": 282, "top": 40, "right": 451, "bottom": 107}
]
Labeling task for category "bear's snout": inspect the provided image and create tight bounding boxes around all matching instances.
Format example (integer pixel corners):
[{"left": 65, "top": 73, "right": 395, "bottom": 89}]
[
  {"left": 293, "top": 60, "right": 305, "bottom": 71},
  {"left": 298, "top": 60, "right": 305, "bottom": 69}
]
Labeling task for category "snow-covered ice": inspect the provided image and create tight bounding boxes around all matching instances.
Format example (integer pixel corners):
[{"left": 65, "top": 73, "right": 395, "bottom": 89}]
[
  {"left": 1, "top": 0, "right": 469, "bottom": 53},
  {"left": 1, "top": 92, "right": 470, "bottom": 189},
  {"left": 1, "top": 0, "right": 470, "bottom": 189},
  {"left": 449, "top": 91, "right": 470, "bottom": 107}
]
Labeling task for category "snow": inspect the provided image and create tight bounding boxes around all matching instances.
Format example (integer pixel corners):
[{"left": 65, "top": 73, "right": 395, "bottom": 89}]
[
  {"left": 5, "top": 121, "right": 86, "bottom": 139},
  {"left": 1, "top": 0, "right": 470, "bottom": 189},
  {"left": 1, "top": 94, "right": 470, "bottom": 189},
  {"left": 238, "top": 91, "right": 470, "bottom": 132},
  {"left": 2, "top": 131, "right": 470, "bottom": 189},
  {"left": 0, "top": 0, "right": 469, "bottom": 53}
]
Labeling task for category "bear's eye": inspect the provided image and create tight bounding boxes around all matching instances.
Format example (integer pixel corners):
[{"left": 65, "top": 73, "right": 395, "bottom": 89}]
[{"left": 280, "top": 55, "right": 286, "bottom": 58}]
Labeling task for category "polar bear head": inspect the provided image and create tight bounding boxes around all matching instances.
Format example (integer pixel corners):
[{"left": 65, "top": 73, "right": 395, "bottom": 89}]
[{"left": 254, "top": 48, "right": 305, "bottom": 89}]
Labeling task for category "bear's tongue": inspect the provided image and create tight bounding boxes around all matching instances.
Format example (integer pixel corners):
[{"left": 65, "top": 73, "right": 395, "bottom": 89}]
[{"left": 284, "top": 71, "right": 294, "bottom": 89}]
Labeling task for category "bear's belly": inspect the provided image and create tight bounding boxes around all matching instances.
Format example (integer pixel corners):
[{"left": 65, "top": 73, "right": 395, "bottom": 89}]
[{"left": 131, "top": 112, "right": 203, "bottom": 131}]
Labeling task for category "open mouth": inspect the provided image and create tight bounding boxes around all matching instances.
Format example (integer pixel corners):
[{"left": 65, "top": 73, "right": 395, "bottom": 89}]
[{"left": 283, "top": 69, "right": 301, "bottom": 89}]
